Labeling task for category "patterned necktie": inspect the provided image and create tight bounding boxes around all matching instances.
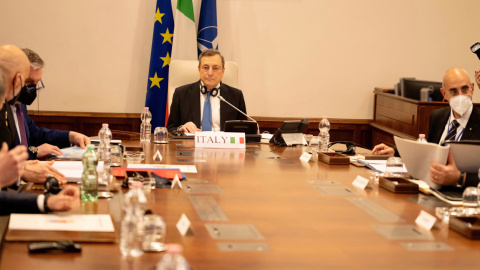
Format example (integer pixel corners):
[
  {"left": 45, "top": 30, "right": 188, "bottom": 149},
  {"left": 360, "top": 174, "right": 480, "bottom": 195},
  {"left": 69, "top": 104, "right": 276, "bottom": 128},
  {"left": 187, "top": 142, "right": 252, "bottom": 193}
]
[
  {"left": 15, "top": 104, "right": 28, "bottom": 147},
  {"left": 201, "top": 91, "right": 212, "bottom": 131},
  {"left": 445, "top": 119, "right": 459, "bottom": 142}
]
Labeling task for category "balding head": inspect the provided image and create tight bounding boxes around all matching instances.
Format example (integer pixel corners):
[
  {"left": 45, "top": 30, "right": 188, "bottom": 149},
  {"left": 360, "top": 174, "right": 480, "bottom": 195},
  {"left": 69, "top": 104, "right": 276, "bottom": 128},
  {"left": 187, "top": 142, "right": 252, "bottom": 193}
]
[
  {"left": 441, "top": 67, "right": 474, "bottom": 101},
  {"left": 0, "top": 66, "right": 5, "bottom": 104},
  {"left": 0, "top": 44, "right": 30, "bottom": 101}
]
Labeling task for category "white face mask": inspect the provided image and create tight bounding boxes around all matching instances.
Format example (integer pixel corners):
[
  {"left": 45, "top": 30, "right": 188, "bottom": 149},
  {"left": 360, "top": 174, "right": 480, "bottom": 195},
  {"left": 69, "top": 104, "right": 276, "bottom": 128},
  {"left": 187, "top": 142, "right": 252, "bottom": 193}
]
[{"left": 449, "top": 95, "right": 473, "bottom": 116}]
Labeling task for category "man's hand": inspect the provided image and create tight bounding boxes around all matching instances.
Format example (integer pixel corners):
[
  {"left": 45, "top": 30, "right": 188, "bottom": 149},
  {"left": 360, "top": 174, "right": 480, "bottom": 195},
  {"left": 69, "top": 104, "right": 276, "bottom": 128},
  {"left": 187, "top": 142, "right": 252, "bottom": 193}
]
[
  {"left": 69, "top": 131, "right": 91, "bottom": 149},
  {"left": 37, "top": 143, "right": 63, "bottom": 158},
  {"left": 0, "top": 143, "right": 28, "bottom": 188},
  {"left": 430, "top": 152, "right": 461, "bottom": 186},
  {"left": 22, "top": 160, "right": 67, "bottom": 184},
  {"left": 47, "top": 185, "right": 80, "bottom": 212},
  {"left": 371, "top": 143, "right": 395, "bottom": 155},
  {"left": 179, "top": 122, "right": 201, "bottom": 133}
]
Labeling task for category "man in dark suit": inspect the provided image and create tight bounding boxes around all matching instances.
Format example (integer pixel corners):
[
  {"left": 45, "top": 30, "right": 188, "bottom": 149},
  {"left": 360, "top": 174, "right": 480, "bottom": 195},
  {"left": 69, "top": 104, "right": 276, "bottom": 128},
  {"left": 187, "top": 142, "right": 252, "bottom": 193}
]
[
  {"left": 0, "top": 47, "right": 80, "bottom": 215},
  {"left": 17, "top": 48, "right": 90, "bottom": 159},
  {"left": 167, "top": 49, "right": 247, "bottom": 133},
  {"left": 9, "top": 48, "right": 92, "bottom": 184},
  {"left": 372, "top": 67, "right": 480, "bottom": 188}
]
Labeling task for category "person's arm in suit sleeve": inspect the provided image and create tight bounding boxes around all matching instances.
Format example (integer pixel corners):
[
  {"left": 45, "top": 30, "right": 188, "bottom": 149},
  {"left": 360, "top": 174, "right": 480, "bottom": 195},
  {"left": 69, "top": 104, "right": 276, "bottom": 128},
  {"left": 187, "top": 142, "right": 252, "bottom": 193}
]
[
  {"left": 167, "top": 89, "right": 182, "bottom": 132},
  {"left": 0, "top": 191, "right": 41, "bottom": 215}
]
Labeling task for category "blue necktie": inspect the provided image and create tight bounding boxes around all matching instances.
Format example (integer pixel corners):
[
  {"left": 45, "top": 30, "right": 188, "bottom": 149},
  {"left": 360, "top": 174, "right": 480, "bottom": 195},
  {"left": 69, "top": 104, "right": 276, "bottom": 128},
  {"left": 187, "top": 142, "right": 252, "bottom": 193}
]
[
  {"left": 202, "top": 91, "right": 212, "bottom": 131},
  {"left": 445, "top": 120, "right": 459, "bottom": 142}
]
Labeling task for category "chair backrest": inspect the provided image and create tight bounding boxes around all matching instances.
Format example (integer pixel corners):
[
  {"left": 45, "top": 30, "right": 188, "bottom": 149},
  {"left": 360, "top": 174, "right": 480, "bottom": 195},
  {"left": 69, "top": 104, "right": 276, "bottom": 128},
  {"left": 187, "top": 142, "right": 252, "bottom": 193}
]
[{"left": 168, "top": 60, "right": 239, "bottom": 114}]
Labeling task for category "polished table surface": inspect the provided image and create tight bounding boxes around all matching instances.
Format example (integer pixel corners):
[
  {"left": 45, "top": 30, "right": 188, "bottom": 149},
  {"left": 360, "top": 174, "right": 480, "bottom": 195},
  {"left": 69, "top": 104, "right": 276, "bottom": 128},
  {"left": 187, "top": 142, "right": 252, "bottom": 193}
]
[{"left": 1, "top": 140, "right": 480, "bottom": 269}]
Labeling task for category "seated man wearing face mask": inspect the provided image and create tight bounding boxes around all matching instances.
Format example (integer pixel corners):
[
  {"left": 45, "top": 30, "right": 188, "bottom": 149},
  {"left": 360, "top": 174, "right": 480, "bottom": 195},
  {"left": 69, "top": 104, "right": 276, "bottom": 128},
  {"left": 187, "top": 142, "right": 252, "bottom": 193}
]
[
  {"left": 15, "top": 48, "right": 90, "bottom": 160},
  {"left": 372, "top": 68, "right": 480, "bottom": 188},
  {"left": 8, "top": 48, "right": 90, "bottom": 184}
]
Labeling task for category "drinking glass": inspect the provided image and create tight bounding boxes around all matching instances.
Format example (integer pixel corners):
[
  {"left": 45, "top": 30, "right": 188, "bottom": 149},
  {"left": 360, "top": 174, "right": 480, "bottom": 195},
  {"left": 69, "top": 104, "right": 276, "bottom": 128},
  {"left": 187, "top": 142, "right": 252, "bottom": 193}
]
[
  {"left": 111, "top": 145, "right": 123, "bottom": 166},
  {"left": 462, "top": 187, "right": 479, "bottom": 216},
  {"left": 304, "top": 134, "right": 313, "bottom": 145},
  {"left": 385, "top": 157, "right": 404, "bottom": 177},
  {"left": 435, "top": 207, "right": 451, "bottom": 224},
  {"left": 153, "top": 127, "right": 169, "bottom": 144},
  {"left": 142, "top": 215, "right": 167, "bottom": 252}
]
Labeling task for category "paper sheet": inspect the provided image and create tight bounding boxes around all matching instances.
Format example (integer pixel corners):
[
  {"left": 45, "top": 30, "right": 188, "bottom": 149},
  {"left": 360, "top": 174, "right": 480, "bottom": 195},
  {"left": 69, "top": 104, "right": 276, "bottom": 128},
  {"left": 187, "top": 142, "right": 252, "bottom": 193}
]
[
  {"left": 394, "top": 136, "right": 449, "bottom": 189},
  {"left": 50, "top": 161, "right": 104, "bottom": 183},
  {"left": 448, "top": 142, "right": 480, "bottom": 173},
  {"left": 357, "top": 159, "right": 408, "bottom": 173},
  {"left": 8, "top": 214, "right": 115, "bottom": 232},
  {"left": 57, "top": 146, "right": 86, "bottom": 160},
  {"left": 127, "top": 164, "right": 197, "bottom": 173}
]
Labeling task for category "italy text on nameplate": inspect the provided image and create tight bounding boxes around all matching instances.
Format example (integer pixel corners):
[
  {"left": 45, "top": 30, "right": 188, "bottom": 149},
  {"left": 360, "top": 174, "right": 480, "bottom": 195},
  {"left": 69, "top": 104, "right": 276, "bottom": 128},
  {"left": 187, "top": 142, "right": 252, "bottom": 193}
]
[{"left": 195, "top": 132, "right": 246, "bottom": 149}]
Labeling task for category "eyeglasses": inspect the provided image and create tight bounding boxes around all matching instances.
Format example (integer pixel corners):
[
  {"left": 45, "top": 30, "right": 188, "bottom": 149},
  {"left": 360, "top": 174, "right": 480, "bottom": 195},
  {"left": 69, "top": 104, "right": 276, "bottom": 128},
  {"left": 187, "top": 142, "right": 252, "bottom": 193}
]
[
  {"left": 27, "top": 80, "right": 45, "bottom": 92},
  {"left": 200, "top": 65, "right": 223, "bottom": 73}
]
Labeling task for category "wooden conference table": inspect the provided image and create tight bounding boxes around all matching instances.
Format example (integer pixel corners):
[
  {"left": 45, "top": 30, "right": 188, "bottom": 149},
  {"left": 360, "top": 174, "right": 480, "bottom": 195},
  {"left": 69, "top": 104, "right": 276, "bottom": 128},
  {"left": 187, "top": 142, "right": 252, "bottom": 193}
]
[{"left": 1, "top": 139, "right": 480, "bottom": 269}]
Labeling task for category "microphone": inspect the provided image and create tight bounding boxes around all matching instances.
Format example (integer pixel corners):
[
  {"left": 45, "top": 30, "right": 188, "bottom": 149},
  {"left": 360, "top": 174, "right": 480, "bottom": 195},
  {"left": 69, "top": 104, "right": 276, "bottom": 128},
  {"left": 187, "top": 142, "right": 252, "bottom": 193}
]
[
  {"left": 471, "top": 42, "right": 480, "bottom": 60},
  {"left": 218, "top": 95, "right": 260, "bottom": 135}
]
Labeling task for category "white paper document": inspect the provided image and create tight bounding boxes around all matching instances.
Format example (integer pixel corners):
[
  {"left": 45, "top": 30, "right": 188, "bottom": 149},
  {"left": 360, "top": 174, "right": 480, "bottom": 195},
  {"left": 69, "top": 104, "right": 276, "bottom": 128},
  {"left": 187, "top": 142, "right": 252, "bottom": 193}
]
[
  {"left": 50, "top": 161, "right": 103, "bottom": 183},
  {"left": 57, "top": 146, "right": 86, "bottom": 160},
  {"left": 358, "top": 159, "right": 408, "bottom": 173},
  {"left": 394, "top": 136, "right": 449, "bottom": 189},
  {"left": 8, "top": 214, "right": 115, "bottom": 232},
  {"left": 127, "top": 164, "right": 197, "bottom": 173},
  {"left": 448, "top": 141, "right": 480, "bottom": 173}
]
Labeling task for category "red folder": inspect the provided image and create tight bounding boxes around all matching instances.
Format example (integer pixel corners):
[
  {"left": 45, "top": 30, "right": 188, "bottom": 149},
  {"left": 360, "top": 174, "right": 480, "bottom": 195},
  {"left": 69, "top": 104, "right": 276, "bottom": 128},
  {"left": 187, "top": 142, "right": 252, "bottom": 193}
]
[{"left": 112, "top": 167, "right": 183, "bottom": 180}]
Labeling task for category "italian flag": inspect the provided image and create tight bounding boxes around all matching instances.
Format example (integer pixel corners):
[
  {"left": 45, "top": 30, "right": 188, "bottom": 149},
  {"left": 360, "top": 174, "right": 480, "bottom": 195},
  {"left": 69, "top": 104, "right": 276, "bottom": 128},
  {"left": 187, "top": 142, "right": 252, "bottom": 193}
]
[{"left": 171, "top": 0, "right": 198, "bottom": 61}]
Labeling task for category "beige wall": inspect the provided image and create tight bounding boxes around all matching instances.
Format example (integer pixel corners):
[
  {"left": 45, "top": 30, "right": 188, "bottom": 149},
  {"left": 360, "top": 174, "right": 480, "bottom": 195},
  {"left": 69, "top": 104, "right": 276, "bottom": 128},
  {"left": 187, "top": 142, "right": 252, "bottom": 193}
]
[{"left": 1, "top": 0, "right": 479, "bottom": 119}]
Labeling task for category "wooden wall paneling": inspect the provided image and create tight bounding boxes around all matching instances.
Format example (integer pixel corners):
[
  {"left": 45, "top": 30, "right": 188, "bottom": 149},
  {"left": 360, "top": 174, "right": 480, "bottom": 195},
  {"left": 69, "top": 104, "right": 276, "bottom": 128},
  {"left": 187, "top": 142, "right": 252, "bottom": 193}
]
[{"left": 28, "top": 111, "right": 373, "bottom": 150}]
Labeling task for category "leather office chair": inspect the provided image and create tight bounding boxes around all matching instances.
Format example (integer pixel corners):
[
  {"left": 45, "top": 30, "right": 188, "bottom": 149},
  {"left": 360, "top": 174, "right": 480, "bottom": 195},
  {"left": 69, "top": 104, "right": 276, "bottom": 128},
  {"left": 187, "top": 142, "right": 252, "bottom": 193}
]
[{"left": 168, "top": 60, "right": 239, "bottom": 114}]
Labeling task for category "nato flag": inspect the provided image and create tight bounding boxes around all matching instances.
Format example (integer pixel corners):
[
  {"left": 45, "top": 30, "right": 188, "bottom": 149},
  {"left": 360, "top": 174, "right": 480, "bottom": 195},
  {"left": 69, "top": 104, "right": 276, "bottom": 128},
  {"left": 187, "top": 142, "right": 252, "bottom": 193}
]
[{"left": 197, "top": 0, "right": 218, "bottom": 56}]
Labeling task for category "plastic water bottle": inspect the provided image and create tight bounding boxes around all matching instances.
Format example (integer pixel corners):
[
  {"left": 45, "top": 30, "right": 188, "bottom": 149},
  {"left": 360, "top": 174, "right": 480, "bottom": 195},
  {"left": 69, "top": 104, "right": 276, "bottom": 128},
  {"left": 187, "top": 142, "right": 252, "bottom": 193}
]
[
  {"left": 81, "top": 144, "right": 98, "bottom": 202},
  {"left": 318, "top": 116, "right": 330, "bottom": 152},
  {"left": 155, "top": 244, "right": 191, "bottom": 270},
  {"left": 98, "top": 124, "right": 112, "bottom": 186},
  {"left": 140, "top": 107, "right": 152, "bottom": 142},
  {"left": 120, "top": 181, "right": 147, "bottom": 257},
  {"left": 417, "top": 134, "right": 428, "bottom": 143}
]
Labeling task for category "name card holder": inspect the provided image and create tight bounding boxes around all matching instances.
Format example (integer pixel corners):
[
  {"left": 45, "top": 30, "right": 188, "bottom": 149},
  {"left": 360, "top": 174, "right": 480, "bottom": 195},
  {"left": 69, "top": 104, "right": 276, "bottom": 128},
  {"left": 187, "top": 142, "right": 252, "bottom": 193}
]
[{"left": 195, "top": 132, "right": 246, "bottom": 149}]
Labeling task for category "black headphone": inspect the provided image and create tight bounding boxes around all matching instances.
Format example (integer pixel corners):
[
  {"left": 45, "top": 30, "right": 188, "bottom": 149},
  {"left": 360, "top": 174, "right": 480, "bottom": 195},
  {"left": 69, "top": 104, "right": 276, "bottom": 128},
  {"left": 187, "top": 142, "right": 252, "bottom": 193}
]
[
  {"left": 200, "top": 82, "right": 220, "bottom": 97},
  {"left": 44, "top": 176, "right": 63, "bottom": 195},
  {"left": 328, "top": 141, "right": 356, "bottom": 155}
]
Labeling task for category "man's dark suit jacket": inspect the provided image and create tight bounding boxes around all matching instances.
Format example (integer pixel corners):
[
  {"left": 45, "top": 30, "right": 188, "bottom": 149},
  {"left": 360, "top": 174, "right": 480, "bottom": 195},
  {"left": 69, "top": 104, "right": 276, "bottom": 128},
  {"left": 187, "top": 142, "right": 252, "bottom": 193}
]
[
  {"left": 167, "top": 81, "right": 247, "bottom": 132},
  {"left": 0, "top": 104, "right": 18, "bottom": 150},
  {"left": 427, "top": 106, "right": 480, "bottom": 187},
  {"left": 0, "top": 191, "right": 40, "bottom": 215},
  {"left": 16, "top": 104, "right": 70, "bottom": 159}
]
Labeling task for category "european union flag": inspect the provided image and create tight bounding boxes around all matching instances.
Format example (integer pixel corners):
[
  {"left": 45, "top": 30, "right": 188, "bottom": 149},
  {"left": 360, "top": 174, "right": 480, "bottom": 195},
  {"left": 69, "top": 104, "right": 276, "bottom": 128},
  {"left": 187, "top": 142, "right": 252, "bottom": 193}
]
[
  {"left": 145, "top": 0, "right": 174, "bottom": 129},
  {"left": 197, "top": 0, "right": 218, "bottom": 56}
]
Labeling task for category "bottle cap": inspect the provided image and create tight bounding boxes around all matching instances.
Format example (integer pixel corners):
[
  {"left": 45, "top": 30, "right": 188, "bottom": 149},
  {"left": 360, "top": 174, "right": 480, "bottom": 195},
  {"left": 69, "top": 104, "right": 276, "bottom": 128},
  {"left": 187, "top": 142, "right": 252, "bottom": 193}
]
[
  {"left": 102, "top": 123, "right": 109, "bottom": 127},
  {"left": 144, "top": 107, "right": 149, "bottom": 110},
  {"left": 86, "top": 144, "right": 95, "bottom": 150},
  {"left": 165, "top": 244, "right": 183, "bottom": 254},
  {"left": 322, "top": 116, "right": 327, "bottom": 119},
  {"left": 130, "top": 181, "right": 143, "bottom": 188},
  {"left": 419, "top": 134, "right": 425, "bottom": 138}
]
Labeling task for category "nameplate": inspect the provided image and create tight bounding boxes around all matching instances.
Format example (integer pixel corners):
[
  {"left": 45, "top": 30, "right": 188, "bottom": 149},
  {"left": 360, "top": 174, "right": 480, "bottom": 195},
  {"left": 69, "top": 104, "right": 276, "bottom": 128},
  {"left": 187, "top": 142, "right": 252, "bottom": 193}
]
[
  {"left": 176, "top": 213, "right": 194, "bottom": 236},
  {"left": 195, "top": 132, "right": 246, "bottom": 149},
  {"left": 299, "top": 152, "right": 313, "bottom": 162},
  {"left": 415, "top": 210, "right": 437, "bottom": 231},
  {"left": 352, "top": 175, "right": 370, "bottom": 190}
]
